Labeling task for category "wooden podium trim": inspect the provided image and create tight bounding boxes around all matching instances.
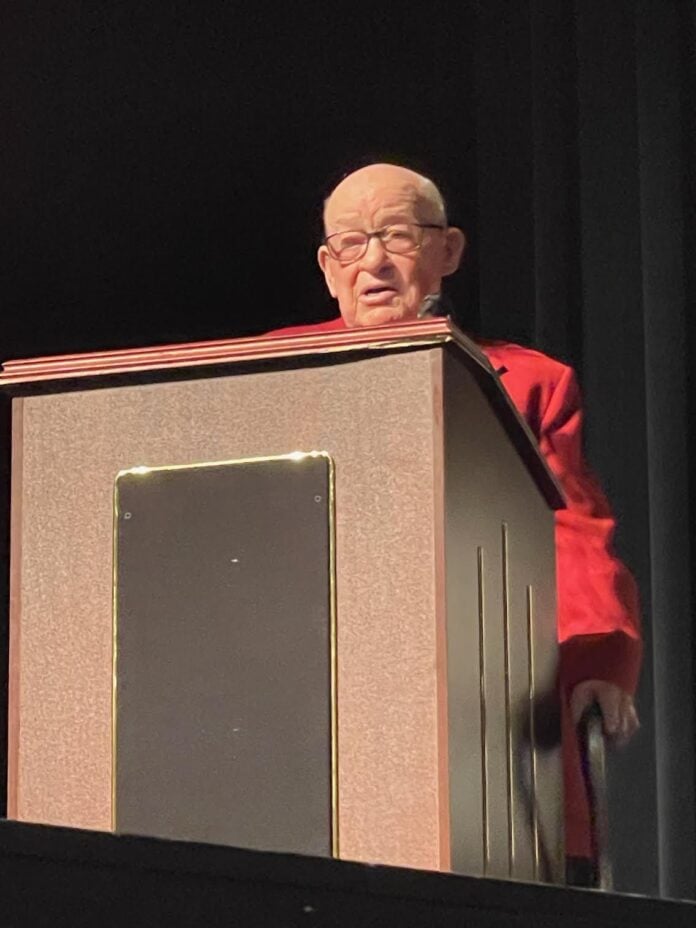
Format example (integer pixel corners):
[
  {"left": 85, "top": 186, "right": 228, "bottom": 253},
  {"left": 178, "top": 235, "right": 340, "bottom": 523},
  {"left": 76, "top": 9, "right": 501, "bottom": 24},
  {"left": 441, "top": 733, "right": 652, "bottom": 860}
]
[{"left": 0, "top": 319, "right": 467, "bottom": 385}]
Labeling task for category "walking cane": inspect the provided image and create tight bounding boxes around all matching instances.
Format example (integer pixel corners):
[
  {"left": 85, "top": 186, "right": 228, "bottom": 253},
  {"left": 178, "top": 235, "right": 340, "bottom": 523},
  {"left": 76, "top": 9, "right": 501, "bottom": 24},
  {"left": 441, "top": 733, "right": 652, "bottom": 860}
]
[{"left": 580, "top": 703, "right": 613, "bottom": 891}]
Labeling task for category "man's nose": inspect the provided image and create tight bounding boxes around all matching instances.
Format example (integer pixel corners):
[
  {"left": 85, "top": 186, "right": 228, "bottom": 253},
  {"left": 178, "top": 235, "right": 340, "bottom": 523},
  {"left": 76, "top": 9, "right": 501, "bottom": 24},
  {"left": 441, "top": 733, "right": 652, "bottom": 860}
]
[{"left": 360, "top": 235, "right": 393, "bottom": 272}]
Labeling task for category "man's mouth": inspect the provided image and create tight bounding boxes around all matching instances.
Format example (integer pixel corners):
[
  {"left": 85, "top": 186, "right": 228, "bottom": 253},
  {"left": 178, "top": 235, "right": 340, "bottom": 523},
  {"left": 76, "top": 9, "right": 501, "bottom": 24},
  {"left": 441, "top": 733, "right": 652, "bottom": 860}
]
[{"left": 359, "top": 286, "right": 398, "bottom": 305}]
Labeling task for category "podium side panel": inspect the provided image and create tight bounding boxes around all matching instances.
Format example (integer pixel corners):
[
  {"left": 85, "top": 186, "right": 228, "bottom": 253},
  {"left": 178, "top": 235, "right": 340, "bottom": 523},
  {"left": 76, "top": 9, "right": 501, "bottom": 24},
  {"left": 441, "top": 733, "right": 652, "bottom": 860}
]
[{"left": 442, "top": 351, "right": 563, "bottom": 882}]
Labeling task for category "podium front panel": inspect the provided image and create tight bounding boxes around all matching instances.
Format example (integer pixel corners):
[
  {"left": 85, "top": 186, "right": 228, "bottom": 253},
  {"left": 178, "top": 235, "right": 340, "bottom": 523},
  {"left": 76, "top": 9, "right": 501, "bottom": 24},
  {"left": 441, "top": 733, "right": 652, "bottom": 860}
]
[{"left": 8, "top": 350, "right": 449, "bottom": 870}]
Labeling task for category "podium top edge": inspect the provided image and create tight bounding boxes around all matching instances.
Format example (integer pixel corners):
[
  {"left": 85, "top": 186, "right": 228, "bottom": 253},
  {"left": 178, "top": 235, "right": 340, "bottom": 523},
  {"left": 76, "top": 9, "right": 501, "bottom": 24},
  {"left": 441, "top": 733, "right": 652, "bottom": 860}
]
[
  {"left": 0, "top": 318, "right": 487, "bottom": 386},
  {"left": 0, "top": 317, "right": 566, "bottom": 509}
]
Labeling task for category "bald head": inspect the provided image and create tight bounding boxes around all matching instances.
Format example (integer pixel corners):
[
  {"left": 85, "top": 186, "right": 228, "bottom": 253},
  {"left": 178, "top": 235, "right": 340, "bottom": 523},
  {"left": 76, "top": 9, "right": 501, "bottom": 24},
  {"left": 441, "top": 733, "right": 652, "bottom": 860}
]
[
  {"left": 323, "top": 163, "right": 447, "bottom": 234},
  {"left": 317, "top": 161, "right": 465, "bottom": 328}
]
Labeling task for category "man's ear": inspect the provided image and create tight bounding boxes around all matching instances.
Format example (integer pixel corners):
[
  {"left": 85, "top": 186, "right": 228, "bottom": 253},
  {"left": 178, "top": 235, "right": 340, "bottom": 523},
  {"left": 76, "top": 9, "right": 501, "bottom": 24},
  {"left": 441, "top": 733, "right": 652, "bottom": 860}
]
[
  {"left": 317, "top": 245, "right": 338, "bottom": 298},
  {"left": 441, "top": 227, "right": 467, "bottom": 277}
]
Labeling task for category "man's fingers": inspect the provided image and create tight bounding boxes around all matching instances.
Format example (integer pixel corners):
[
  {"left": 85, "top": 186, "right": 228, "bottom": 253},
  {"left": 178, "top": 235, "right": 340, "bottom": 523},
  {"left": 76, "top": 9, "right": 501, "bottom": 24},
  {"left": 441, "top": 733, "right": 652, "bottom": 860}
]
[
  {"left": 604, "top": 691, "right": 640, "bottom": 746},
  {"left": 570, "top": 680, "right": 595, "bottom": 725},
  {"left": 619, "top": 696, "right": 640, "bottom": 744},
  {"left": 596, "top": 686, "right": 621, "bottom": 738},
  {"left": 571, "top": 681, "right": 640, "bottom": 747}
]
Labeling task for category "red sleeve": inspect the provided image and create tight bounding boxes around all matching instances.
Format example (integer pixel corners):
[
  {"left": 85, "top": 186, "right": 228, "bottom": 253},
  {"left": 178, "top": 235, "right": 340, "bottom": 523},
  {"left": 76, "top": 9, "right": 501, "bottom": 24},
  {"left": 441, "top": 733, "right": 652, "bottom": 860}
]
[{"left": 538, "top": 366, "right": 643, "bottom": 694}]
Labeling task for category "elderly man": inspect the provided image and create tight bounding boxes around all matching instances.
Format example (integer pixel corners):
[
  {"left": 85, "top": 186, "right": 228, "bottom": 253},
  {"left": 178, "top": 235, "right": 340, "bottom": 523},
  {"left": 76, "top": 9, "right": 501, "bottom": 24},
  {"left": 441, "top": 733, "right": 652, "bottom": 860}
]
[{"left": 272, "top": 163, "right": 642, "bottom": 882}]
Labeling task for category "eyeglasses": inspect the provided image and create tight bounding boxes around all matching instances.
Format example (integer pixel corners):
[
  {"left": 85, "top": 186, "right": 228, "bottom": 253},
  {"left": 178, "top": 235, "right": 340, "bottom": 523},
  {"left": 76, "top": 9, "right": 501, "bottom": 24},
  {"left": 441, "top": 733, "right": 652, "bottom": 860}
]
[{"left": 323, "top": 222, "right": 445, "bottom": 263}]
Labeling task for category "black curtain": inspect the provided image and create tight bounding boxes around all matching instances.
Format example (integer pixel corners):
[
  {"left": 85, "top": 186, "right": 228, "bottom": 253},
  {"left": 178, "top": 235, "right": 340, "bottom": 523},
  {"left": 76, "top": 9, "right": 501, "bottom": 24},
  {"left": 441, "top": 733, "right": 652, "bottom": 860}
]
[
  {"left": 0, "top": 2, "right": 478, "bottom": 356},
  {"left": 1, "top": 0, "right": 694, "bottom": 900},
  {"left": 476, "top": 0, "right": 696, "bottom": 899}
]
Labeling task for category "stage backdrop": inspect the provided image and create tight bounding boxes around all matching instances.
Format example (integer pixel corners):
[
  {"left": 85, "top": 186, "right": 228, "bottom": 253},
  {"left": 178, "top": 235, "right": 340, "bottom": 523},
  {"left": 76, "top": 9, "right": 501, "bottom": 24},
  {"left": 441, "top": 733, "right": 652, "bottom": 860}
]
[{"left": 1, "top": 0, "right": 694, "bottom": 901}]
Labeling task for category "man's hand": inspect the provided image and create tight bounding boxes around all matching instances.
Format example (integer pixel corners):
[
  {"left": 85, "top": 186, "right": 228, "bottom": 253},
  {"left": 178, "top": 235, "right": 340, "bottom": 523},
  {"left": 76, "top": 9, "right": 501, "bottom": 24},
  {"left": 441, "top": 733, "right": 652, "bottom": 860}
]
[{"left": 570, "top": 679, "right": 640, "bottom": 748}]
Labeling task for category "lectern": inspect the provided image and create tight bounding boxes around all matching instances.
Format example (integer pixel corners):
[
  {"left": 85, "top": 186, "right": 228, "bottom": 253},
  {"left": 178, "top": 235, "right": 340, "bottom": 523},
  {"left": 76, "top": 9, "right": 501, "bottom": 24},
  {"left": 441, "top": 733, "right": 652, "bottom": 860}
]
[{"left": 1, "top": 319, "right": 564, "bottom": 882}]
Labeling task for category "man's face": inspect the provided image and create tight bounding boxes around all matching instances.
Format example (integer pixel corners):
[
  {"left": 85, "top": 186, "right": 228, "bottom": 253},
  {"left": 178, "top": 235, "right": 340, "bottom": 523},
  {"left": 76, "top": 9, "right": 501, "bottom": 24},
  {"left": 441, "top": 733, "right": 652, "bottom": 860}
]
[{"left": 317, "top": 165, "right": 465, "bottom": 327}]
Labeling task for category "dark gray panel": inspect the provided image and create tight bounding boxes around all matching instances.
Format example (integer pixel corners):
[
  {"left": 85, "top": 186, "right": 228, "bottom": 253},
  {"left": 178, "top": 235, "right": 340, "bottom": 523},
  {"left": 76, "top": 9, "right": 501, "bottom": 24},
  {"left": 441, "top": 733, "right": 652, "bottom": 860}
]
[
  {"left": 442, "top": 351, "right": 561, "bottom": 882},
  {"left": 114, "top": 453, "right": 334, "bottom": 856}
]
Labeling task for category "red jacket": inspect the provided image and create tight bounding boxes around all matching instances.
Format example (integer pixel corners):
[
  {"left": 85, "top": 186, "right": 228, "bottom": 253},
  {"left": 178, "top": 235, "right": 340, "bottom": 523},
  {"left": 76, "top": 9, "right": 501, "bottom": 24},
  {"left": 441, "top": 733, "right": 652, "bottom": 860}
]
[{"left": 270, "top": 316, "right": 642, "bottom": 859}]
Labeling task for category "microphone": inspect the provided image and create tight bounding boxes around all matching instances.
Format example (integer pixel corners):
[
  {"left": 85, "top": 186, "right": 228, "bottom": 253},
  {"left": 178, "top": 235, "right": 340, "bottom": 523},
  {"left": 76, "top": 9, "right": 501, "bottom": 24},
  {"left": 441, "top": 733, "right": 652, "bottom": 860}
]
[{"left": 417, "top": 293, "right": 453, "bottom": 319}]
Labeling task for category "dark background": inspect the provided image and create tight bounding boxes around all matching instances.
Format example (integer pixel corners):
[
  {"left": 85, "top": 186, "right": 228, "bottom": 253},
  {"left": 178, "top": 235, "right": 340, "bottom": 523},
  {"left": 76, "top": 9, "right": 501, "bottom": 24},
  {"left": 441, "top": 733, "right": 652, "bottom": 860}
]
[
  {"left": 0, "top": 2, "right": 478, "bottom": 353},
  {"left": 1, "top": 0, "right": 694, "bottom": 901}
]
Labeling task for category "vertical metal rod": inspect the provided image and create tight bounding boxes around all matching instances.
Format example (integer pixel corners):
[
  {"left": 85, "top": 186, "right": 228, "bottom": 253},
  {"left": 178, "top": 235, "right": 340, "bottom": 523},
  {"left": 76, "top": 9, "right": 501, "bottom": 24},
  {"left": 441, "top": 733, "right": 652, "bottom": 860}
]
[
  {"left": 526, "top": 584, "right": 540, "bottom": 879},
  {"left": 477, "top": 546, "right": 490, "bottom": 874},
  {"left": 501, "top": 522, "right": 515, "bottom": 876}
]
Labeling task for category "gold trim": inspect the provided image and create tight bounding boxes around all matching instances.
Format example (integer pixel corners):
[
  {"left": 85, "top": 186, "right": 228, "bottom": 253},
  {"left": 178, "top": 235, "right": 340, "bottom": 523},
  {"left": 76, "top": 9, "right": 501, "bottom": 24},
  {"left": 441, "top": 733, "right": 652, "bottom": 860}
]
[
  {"left": 477, "top": 546, "right": 490, "bottom": 874},
  {"left": 114, "top": 449, "right": 332, "bottom": 481},
  {"left": 327, "top": 455, "right": 339, "bottom": 857},
  {"left": 501, "top": 522, "right": 515, "bottom": 876},
  {"left": 111, "top": 473, "right": 120, "bottom": 832},
  {"left": 111, "top": 450, "right": 339, "bottom": 855},
  {"left": 526, "top": 584, "right": 540, "bottom": 879}
]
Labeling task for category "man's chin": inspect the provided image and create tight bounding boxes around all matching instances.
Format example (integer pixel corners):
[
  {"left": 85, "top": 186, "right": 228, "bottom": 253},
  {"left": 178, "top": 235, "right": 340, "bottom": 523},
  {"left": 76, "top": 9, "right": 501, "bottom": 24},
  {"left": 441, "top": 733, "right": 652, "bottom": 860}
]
[{"left": 353, "top": 303, "right": 418, "bottom": 328}]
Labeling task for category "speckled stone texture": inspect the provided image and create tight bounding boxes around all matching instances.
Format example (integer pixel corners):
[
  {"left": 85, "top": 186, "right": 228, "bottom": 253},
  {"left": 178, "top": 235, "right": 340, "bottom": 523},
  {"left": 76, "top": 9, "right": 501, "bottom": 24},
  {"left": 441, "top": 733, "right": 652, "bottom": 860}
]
[{"left": 9, "top": 351, "right": 449, "bottom": 870}]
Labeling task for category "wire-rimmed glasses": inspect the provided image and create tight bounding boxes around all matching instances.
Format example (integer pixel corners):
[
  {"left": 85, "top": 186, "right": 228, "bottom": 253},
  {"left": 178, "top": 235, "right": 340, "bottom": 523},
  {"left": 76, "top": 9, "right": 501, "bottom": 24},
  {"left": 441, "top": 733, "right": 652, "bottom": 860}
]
[{"left": 323, "top": 222, "right": 444, "bottom": 263}]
